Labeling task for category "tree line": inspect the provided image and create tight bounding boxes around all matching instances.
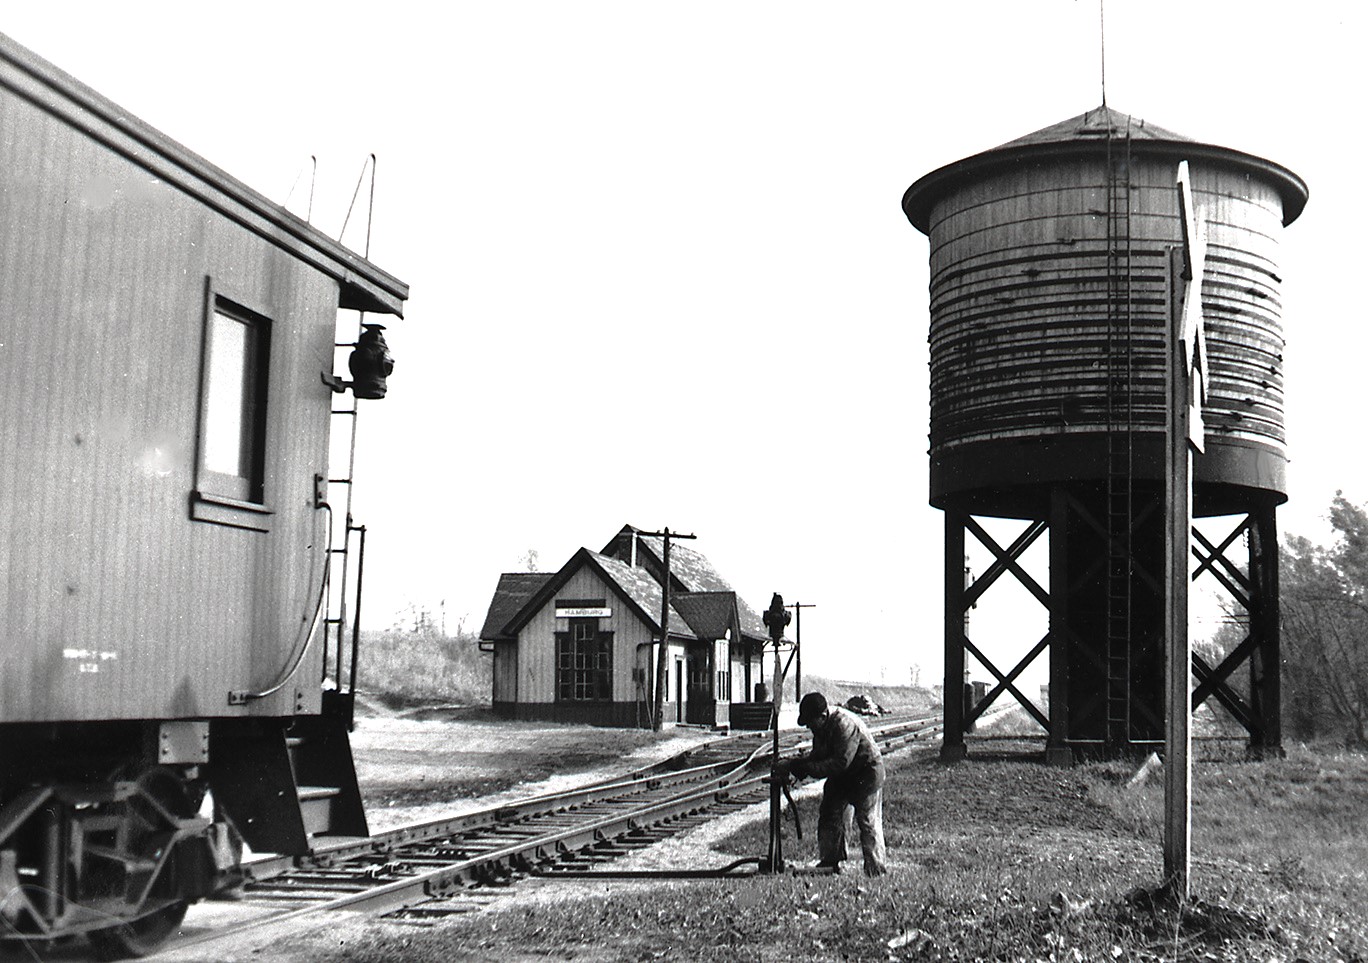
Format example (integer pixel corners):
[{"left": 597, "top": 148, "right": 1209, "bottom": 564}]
[
  {"left": 1203, "top": 492, "right": 1367, "bottom": 748},
  {"left": 1280, "top": 492, "right": 1368, "bottom": 747}
]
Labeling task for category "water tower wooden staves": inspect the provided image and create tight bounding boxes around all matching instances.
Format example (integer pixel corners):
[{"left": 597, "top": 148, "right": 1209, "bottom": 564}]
[{"left": 902, "top": 107, "right": 1307, "bottom": 762}]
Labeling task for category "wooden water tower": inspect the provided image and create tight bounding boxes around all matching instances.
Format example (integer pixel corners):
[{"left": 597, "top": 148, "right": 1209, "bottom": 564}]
[{"left": 902, "top": 106, "right": 1307, "bottom": 761}]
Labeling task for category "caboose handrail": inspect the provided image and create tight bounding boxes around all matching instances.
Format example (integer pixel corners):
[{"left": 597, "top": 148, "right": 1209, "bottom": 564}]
[{"left": 230, "top": 505, "right": 332, "bottom": 705}]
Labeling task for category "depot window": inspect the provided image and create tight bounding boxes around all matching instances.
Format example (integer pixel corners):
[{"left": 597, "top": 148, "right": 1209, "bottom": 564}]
[
  {"left": 556, "top": 619, "right": 613, "bottom": 702},
  {"left": 192, "top": 292, "right": 273, "bottom": 531}
]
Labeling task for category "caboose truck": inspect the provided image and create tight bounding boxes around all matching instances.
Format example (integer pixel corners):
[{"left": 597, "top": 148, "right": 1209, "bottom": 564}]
[{"left": 0, "top": 34, "right": 408, "bottom": 957}]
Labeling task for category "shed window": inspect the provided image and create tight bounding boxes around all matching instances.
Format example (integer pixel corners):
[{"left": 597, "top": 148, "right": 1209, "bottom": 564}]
[
  {"left": 556, "top": 620, "right": 612, "bottom": 702},
  {"left": 192, "top": 292, "right": 273, "bottom": 530}
]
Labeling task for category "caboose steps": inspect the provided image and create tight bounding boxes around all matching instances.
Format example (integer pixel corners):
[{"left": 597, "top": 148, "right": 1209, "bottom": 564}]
[
  {"left": 208, "top": 703, "right": 368, "bottom": 857},
  {"left": 297, "top": 786, "right": 343, "bottom": 836}
]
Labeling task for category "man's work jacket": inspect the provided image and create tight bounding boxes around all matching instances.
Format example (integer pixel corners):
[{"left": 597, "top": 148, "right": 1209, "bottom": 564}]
[{"left": 793, "top": 706, "right": 885, "bottom": 788}]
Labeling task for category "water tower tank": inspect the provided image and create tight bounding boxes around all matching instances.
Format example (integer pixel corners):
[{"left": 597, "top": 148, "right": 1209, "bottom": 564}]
[
  {"left": 903, "top": 106, "right": 1307, "bottom": 759},
  {"left": 904, "top": 106, "right": 1306, "bottom": 515}
]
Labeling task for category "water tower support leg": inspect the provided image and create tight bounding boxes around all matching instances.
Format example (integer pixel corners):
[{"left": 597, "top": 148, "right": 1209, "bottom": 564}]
[
  {"left": 1190, "top": 511, "right": 1282, "bottom": 752},
  {"left": 941, "top": 509, "right": 967, "bottom": 762},
  {"left": 1247, "top": 505, "right": 1283, "bottom": 758},
  {"left": 1046, "top": 488, "right": 1074, "bottom": 767}
]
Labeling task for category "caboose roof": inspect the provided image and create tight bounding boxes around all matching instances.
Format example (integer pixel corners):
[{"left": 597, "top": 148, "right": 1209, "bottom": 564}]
[
  {"left": 0, "top": 32, "right": 409, "bottom": 316},
  {"left": 903, "top": 103, "right": 1308, "bottom": 234}
]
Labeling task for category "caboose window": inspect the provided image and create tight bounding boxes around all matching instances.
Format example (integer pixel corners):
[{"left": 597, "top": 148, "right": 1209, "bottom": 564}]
[
  {"left": 192, "top": 291, "right": 273, "bottom": 530},
  {"left": 555, "top": 620, "right": 612, "bottom": 702}
]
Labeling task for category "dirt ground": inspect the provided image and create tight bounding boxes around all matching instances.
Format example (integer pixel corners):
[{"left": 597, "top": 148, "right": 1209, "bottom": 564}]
[
  {"left": 141, "top": 707, "right": 739, "bottom": 963},
  {"left": 348, "top": 701, "right": 723, "bottom": 830}
]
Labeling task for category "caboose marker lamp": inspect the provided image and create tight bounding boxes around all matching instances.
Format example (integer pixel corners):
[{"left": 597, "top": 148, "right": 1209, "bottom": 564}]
[{"left": 323, "top": 323, "right": 395, "bottom": 398}]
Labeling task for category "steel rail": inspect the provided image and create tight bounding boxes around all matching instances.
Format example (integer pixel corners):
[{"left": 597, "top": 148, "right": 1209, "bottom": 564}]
[
  {"left": 277, "top": 716, "right": 941, "bottom": 897},
  {"left": 170, "top": 715, "right": 941, "bottom": 956},
  {"left": 245, "top": 751, "right": 766, "bottom": 880},
  {"left": 249, "top": 714, "right": 933, "bottom": 880}
]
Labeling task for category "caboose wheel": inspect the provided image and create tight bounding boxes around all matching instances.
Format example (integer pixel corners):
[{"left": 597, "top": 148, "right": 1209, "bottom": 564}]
[
  {"left": 84, "top": 767, "right": 199, "bottom": 960},
  {"left": 86, "top": 900, "right": 189, "bottom": 961}
]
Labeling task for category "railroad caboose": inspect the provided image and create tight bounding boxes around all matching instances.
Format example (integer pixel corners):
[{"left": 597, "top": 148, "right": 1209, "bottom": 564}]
[{"left": 0, "top": 34, "right": 408, "bottom": 955}]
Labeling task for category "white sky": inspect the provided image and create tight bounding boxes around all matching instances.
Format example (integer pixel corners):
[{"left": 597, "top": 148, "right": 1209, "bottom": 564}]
[{"left": 6, "top": 2, "right": 1363, "bottom": 686}]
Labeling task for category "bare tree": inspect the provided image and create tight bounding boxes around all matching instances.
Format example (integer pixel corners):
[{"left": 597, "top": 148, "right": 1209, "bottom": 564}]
[{"left": 1282, "top": 492, "right": 1368, "bottom": 747}]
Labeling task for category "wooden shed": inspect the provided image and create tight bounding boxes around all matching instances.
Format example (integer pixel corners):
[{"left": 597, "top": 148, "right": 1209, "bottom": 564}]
[{"left": 479, "top": 526, "right": 768, "bottom": 728}]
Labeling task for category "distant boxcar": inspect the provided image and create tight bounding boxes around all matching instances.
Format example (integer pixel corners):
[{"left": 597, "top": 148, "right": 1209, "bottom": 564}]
[{"left": 0, "top": 33, "right": 407, "bottom": 957}]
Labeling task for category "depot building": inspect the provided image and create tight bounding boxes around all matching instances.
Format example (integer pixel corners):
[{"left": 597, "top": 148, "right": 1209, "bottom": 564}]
[{"left": 478, "top": 526, "right": 770, "bottom": 728}]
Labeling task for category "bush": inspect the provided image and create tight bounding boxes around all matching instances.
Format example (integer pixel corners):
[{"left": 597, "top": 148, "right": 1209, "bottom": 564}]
[{"left": 355, "top": 628, "right": 491, "bottom": 709}]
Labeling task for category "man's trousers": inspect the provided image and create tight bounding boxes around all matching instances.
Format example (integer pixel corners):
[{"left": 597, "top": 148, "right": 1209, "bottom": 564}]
[{"left": 816, "top": 764, "right": 886, "bottom": 876}]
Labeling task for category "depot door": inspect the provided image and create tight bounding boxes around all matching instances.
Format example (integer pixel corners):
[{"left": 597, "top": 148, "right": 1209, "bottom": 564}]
[{"left": 686, "top": 644, "right": 712, "bottom": 724}]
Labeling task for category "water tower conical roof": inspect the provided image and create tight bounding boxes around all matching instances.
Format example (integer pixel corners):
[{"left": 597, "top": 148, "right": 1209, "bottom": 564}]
[
  {"left": 991, "top": 105, "right": 1191, "bottom": 149},
  {"left": 903, "top": 104, "right": 1307, "bottom": 232}
]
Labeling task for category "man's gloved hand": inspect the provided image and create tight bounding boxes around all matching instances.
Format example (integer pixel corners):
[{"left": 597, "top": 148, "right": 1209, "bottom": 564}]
[{"left": 788, "top": 757, "right": 810, "bottom": 780}]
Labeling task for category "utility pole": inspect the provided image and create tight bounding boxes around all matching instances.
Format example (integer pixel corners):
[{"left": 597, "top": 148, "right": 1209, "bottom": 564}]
[
  {"left": 1164, "top": 161, "right": 1208, "bottom": 901},
  {"left": 786, "top": 602, "right": 816, "bottom": 699},
  {"left": 638, "top": 528, "right": 697, "bottom": 732}
]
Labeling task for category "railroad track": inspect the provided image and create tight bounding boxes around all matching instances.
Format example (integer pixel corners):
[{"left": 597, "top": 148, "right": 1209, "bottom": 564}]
[{"left": 162, "top": 715, "right": 941, "bottom": 957}]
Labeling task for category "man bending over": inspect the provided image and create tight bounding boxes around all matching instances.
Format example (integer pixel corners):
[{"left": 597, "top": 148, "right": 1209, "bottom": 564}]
[{"left": 780, "top": 691, "right": 886, "bottom": 876}]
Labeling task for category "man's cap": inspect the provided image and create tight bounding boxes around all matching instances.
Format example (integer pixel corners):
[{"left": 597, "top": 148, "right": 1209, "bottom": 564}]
[{"left": 797, "top": 692, "right": 828, "bottom": 726}]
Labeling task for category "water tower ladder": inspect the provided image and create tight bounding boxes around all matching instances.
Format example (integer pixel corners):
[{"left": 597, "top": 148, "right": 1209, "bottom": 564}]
[{"left": 1103, "top": 125, "right": 1135, "bottom": 748}]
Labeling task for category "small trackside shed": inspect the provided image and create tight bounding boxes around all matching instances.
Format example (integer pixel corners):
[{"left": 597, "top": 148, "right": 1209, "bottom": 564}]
[{"left": 479, "top": 526, "right": 768, "bottom": 728}]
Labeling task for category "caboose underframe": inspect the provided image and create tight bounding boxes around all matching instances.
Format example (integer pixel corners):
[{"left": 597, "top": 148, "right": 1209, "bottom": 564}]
[{"left": 0, "top": 703, "right": 370, "bottom": 955}]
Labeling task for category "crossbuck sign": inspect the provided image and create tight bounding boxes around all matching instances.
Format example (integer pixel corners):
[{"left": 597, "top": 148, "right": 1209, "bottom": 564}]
[{"left": 1176, "top": 161, "right": 1209, "bottom": 452}]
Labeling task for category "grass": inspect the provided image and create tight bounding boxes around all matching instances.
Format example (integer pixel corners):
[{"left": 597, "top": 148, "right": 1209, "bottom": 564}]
[
  {"left": 351, "top": 628, "right": 490, "bottom": 710},
  {"left": 297, "top": 737, "right": 1368, "bottom": 963},
  {"left": 800, "top": 676, "right": 938, "bottom": 717}
]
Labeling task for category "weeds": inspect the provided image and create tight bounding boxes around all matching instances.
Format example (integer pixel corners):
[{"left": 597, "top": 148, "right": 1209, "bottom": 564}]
[
  {"left": 293, "top": 737, "right": 1368, "bottom": 962},
  {"left": 353, "top": 627, "right": 490, "bottom": 709}
]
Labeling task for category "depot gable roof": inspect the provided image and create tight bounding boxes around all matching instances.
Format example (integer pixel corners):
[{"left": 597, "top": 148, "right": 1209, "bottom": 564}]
[
  {"left": 483, "top": 527, "right": 770, "bottom": 645},
  {"left": 478, "top": 572, "right": 554, "bottom": 641},
  {"left": 609, "top": 526, "right": 768, "bottom": 642},
  {"left": 483, "top": 548, "right": 697, "bottom": 642}
]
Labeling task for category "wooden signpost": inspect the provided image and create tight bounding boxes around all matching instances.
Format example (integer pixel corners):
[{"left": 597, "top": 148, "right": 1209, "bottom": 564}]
[{"left": 1164, "top": 160, "right": 1208, "bottom": 899}]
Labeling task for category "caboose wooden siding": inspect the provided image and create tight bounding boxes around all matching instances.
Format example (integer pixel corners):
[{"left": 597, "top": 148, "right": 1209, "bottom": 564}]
[{"left": 0, "top": 35, "right": 408, "bottom": 724}]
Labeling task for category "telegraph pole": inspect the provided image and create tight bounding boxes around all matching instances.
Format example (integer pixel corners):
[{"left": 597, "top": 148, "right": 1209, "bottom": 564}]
[
  {"left": 1164, "top": 161, "right": 1208, "bottom": 901},
  {"left": 786, "top": 602, "right": 816, "bottom": 699},
  {"left": 638, "top": 528, "right": 696, "bottom": 732}
]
